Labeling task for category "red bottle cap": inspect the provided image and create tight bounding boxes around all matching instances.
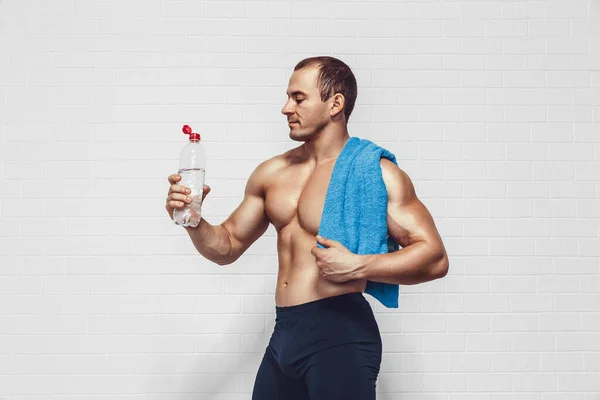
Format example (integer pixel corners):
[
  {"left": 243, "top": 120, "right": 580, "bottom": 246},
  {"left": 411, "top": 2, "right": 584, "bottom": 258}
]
[{"left": 182, "top": 124, "right": 200, "bottom": 141}]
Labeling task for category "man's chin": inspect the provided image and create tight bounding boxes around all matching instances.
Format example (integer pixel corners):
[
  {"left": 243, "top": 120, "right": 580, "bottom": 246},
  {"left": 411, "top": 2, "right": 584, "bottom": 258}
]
[{"left": 289, "top": 130, "right": 308, "bottom": 141}]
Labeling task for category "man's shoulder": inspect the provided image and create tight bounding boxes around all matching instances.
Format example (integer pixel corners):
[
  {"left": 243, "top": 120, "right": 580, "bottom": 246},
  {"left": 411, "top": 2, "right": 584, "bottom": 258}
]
[
  {"left": 259, "top": 147, "right": 295, "bottom": 172},
  {"left": 380, "top": 158, "right": 416, "bottom": 203},
  {"left": 251, "top": 147, "right": 297, "bottom": 188},
  {"left": 380, "top": 157, "right": 397, "bottom": 173}
]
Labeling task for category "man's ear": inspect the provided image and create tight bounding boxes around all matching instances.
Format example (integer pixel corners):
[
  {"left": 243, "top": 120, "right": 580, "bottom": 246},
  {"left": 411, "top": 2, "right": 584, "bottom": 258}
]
[{"left": 330, "top": 93, "right": 345, "bottom": 119}]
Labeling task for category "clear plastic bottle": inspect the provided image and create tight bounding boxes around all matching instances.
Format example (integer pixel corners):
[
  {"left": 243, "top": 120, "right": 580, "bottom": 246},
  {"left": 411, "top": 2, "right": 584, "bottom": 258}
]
[{"left": 173, "top": 124, "right": 206, "bottom": 228}]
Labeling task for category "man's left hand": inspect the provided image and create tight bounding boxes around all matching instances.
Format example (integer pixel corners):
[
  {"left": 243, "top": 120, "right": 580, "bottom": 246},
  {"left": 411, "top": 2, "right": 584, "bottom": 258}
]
[{"left": 310, "top": 235, "right": 365, "bottom": 283}]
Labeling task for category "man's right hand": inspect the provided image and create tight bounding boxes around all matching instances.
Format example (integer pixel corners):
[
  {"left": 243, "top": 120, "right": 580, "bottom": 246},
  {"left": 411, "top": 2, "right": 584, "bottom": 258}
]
[{"left": 166, "top": 174, "right": 211, "bottom": 221}]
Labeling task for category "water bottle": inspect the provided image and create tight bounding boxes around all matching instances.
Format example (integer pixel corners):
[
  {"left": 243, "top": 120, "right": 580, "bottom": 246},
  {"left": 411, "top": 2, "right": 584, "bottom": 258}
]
[{"left": 173, "top": 124, "right": 206, "bottom": 228}]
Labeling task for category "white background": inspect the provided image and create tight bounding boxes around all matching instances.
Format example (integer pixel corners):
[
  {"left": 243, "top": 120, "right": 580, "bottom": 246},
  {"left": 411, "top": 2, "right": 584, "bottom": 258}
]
[{"left": 1, "top": 0, "right": 600, "bottom": 398}]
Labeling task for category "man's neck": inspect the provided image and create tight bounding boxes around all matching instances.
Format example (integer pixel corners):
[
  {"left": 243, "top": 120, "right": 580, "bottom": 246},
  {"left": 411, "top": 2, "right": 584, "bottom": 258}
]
[{"left": 301, "top": 131, "right": 350, "bottom": 166}]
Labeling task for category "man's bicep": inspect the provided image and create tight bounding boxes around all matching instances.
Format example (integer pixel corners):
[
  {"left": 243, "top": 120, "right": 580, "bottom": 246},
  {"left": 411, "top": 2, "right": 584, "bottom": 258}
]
[
  {"left": 381, "top": 159, "right": 445, "bottom": 253},
  {"left": 221, "top": 163, "right": 271, "bottom": 262}
]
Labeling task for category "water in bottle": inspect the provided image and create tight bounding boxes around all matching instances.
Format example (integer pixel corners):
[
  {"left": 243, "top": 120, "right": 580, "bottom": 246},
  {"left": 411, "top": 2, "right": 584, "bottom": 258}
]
[{"left": 173, "top": 124, "right": 206, "bottom": 228}]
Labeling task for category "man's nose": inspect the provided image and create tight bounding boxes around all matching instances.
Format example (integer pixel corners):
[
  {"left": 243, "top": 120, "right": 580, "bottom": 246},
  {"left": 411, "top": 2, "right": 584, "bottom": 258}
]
[{"left": 281, "top": 99, "right": 293, "bottom": 115}]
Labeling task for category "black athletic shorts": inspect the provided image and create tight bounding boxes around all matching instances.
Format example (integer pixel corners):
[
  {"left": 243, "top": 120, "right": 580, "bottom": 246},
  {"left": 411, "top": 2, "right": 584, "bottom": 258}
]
[{"left": 251, "top": 291, "right": 383, "bottom": 400}]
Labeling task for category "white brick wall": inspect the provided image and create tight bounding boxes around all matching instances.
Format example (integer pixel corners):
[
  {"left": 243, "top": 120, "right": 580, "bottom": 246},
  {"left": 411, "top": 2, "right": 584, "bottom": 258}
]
[{"left": 0, "top": 0, "right": 599, "bottom": 398}]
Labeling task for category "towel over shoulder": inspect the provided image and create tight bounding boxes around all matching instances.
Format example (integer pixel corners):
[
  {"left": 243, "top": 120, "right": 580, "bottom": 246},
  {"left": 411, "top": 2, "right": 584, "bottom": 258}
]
[{"left": 317, "top": 136, "right": 401, "bottom": 308}]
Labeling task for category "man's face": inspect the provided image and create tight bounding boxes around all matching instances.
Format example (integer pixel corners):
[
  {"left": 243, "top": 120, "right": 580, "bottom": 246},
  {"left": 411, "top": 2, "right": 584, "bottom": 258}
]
[{"left": 281, "top": 66, "right": 331, "bottom": 142}]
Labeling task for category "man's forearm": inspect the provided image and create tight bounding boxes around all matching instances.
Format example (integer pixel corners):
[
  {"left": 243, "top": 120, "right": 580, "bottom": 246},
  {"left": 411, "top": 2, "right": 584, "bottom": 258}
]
[
  {"left": 184, "top": 218, "right": 233, "bottom": 266},
  {"left": 356, "top": 241, "right": 448, "bottom": 285}
]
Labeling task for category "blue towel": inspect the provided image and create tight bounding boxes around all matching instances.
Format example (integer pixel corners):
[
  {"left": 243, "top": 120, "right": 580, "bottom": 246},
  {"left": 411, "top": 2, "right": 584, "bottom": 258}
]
[{"left": 317, "top": 136, "right": 400, "bottom": 308}]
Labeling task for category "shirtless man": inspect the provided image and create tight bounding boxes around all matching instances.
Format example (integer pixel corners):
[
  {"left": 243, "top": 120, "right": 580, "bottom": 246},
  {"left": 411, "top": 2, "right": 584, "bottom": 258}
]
[{"left": 165, "top": 56, "right": 449, "bottom": 399}]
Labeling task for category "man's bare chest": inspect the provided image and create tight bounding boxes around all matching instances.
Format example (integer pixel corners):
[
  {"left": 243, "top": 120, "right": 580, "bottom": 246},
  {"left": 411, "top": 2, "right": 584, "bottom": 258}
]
[{"left": 264, "top": 161, "right": 336, "bottom": 235}]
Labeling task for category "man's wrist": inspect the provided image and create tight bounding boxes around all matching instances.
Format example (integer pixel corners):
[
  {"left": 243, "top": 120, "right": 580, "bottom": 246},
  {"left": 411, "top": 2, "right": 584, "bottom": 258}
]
[{"left": 354, "top": 254, "right": 374, "bottom": 280}]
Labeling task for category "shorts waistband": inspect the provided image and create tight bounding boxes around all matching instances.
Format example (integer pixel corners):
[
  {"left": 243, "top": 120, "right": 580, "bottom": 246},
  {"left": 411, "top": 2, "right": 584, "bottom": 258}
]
[{"left": 275, "top": 292, "right": 366, "bottom": 317}]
